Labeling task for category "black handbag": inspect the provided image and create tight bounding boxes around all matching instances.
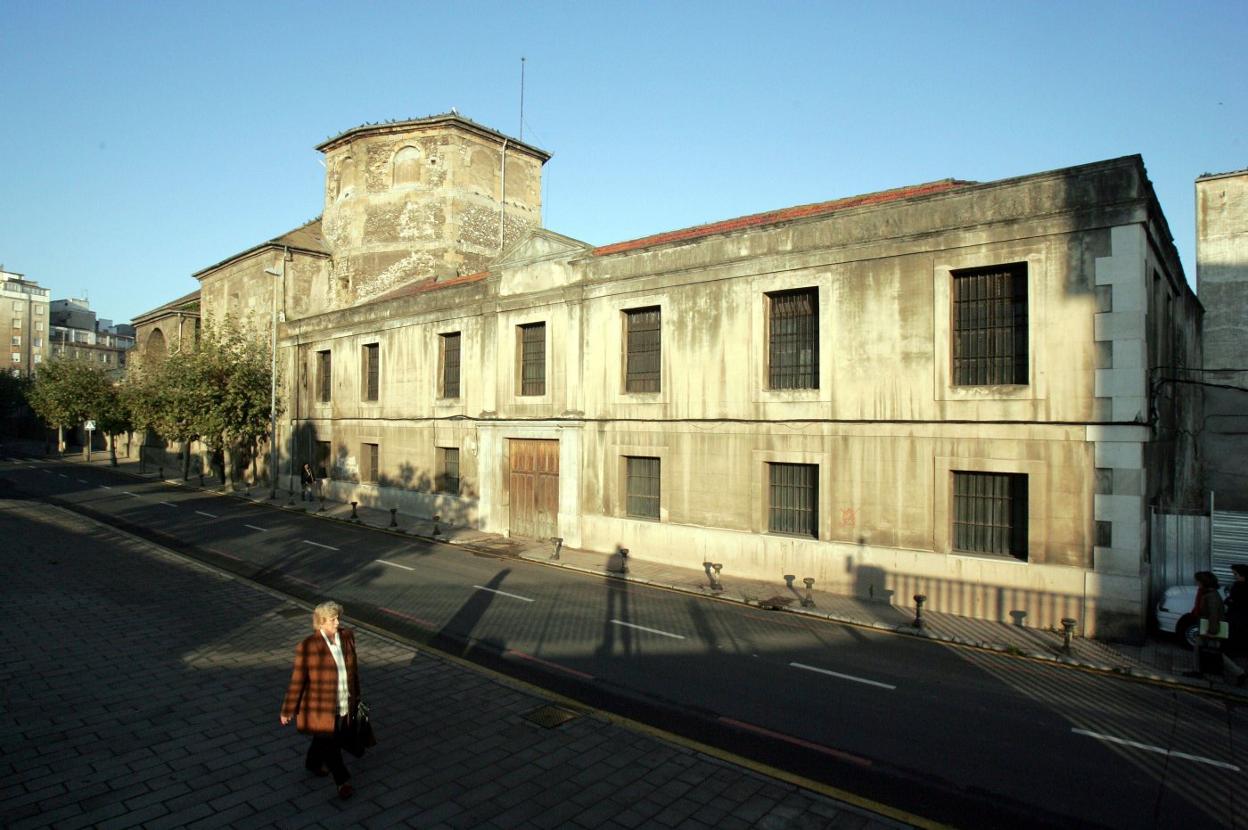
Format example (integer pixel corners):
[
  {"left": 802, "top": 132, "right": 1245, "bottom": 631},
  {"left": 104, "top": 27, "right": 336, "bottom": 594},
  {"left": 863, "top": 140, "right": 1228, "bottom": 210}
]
[{"left": 341, "top": 700, "right": 376, "bottom": 758}]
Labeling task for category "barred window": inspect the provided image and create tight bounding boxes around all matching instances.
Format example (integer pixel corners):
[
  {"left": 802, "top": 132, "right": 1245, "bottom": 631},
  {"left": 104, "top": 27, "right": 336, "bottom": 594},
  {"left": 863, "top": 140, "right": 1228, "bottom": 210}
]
[
  {"left": 361, "top": 442, "right": 379, "bottom": 484},
  {"left": 362, "top": 343, "right": 379, "bottom": 401},
  {"left": 624, "top": 307, "right": 661, "bottom": 393},
  {"left": 519, "top": 322, "right": 546, "bottom": 396},
  {"left": 952, "top": 472, "right": 1028, "bottom": 560},
  {"left": 952, "top": 263, "right": 1028, "bottom": 385},
  {"left": 768, "top": 463, "right": 818, "bottom": 537},
  {"left": 317, "top": 350, "right": 332, "bottom": 403},
  {"left": 440, "top": 332, "right": 461, "bottom": 399},
  {"left": 767, "top": 288, "right": 819, "bottom": 389},
  {"left": 437, "top": 447, "right": 460, "bottom": 494},
  {"left": 625, "top": 456, "right": 660, "bottom": 519}
]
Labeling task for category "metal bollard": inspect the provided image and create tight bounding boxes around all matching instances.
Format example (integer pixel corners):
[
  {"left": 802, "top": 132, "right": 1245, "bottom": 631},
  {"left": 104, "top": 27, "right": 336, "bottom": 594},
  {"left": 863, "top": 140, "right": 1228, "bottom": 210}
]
[
  {"left": 350, "top": 501, "right": 359, "bottom": 521},
  {"left": 711, "top": 563, "right": 724, "bottom": 591},
  {"left": 199, "top": 473, "right": 204, "bottom": 488},
  {"left": 913, "top": 594, "right": 928, "bottom": 629},
  {"left": 1060, "top": 618, "right": 1078, "bottom": 654},
  {"left": 619, "top": 547, "right": 630, "bottom": 574},
  {"left": 551, "top": 537, "right": 564, "bottom": 561},
  {"left": 802, "top": 577, "right": 815, "bottom": 608},
  {"left": 158, "top": 466, "right": 164, "bottom": 481},
  {"left": 389, "top": 508, "right": 398, "bottom": 528},
  {"left": 431, "top": 514, "right": 441, "bottom": 536}
]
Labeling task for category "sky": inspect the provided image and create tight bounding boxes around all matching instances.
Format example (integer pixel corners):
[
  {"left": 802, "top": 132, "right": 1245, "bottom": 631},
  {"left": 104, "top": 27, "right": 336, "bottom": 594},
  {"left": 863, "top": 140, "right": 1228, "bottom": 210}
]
[{"left": 1, "top": 1, "right": 1245, "bottom": 326}]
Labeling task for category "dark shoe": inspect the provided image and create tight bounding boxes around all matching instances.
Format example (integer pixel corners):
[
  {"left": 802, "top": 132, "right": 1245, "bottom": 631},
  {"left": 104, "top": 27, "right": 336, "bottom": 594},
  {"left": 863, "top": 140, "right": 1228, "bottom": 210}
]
[{"left": 337, "top": 783, "right": 354, "bottom": 800}]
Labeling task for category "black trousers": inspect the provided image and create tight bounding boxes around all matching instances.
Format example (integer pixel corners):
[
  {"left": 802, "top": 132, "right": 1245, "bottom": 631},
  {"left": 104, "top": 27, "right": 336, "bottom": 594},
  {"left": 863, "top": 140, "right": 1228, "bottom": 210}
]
[{"left": 305, "top": 715, "right": 350, "bottom": 785}]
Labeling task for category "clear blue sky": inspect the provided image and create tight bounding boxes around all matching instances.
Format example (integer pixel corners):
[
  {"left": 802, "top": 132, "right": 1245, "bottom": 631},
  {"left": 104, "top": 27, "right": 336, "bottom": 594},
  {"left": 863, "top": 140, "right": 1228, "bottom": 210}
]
[{"left": 2, "top": 1, "right": 1244, "bottom": 326}]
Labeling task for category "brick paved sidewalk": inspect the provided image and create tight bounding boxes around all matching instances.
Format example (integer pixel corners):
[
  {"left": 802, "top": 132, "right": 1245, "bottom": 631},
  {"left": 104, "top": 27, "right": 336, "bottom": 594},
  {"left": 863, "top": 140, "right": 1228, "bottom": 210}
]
[{"left": 0, "top": 498, "right": 910, "bottom": 830}]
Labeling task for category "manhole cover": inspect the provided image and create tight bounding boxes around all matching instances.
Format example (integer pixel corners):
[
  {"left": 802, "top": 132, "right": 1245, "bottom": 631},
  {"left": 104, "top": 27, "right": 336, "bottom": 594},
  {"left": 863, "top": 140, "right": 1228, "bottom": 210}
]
[
  {"left": 523, "top": 705, "right": 580, "bottom": 729},
  {"left": 276, "top": 606, "right": 307, "bottom": 619}
]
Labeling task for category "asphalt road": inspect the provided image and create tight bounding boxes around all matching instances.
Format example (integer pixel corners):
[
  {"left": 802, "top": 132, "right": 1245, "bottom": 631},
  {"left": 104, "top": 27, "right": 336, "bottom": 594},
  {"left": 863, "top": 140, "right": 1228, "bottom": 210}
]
[{"left": 3, "top": 453, "right": 1244, "bottom": 829}]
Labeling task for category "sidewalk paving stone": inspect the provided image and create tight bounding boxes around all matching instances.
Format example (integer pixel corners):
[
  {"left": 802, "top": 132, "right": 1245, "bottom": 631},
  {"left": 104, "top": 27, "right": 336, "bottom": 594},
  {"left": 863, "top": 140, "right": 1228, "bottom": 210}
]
[{"left": 4, "top": 460, "right": 931, "bottom": 828}]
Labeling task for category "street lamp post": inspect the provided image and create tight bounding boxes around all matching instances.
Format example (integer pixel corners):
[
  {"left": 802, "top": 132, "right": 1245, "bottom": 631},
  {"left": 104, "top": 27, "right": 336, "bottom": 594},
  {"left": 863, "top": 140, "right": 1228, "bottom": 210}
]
[{"left": 263, "top": 257, "right": 285, "bottom": 500}]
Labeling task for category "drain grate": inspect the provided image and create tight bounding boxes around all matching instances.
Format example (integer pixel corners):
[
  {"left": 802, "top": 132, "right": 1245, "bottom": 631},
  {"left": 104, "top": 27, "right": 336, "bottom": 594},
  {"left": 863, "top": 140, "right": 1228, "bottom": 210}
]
[{"left": 522, "top": 705, "right": 581, "bottom": 729}]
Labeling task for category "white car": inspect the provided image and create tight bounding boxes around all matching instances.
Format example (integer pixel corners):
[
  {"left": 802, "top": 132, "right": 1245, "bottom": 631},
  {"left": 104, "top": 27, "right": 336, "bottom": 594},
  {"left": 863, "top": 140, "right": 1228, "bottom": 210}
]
[{"left": 1155, "top": 584, "right": 1228, "bottom": 648}]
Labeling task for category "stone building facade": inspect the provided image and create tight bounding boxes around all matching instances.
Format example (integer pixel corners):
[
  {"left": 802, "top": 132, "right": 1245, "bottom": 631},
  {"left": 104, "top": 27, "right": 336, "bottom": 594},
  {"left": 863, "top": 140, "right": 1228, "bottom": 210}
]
[
  {"left": 163, "top": 114, "right": 1203, "bottom": 639},
  {"left": 1196, "top": 169, "right": 1248, "bottom": 510}
]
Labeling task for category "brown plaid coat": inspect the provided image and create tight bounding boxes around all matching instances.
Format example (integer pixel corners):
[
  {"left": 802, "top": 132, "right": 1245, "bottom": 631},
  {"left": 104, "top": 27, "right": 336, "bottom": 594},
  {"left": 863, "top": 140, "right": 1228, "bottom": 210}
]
[{"left": 280, "top": 628, "right": 360, "bottom": 736}]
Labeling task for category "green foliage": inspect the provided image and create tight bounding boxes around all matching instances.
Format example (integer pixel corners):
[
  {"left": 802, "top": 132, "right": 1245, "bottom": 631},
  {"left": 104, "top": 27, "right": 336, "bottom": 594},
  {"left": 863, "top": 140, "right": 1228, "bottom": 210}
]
[
  {"left": 27, "top": 360, "right": 112, "bottom": 430},
  {"left": 125, "top": 318, "right": 277, "bottom": 479},
  {"left": 0, "top": 371, "right": 30, "bottom": 420}
]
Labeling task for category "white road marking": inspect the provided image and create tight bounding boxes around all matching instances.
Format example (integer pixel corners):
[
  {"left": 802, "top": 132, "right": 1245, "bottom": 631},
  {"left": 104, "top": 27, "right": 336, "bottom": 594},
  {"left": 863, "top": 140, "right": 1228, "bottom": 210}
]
[
  {"left": 303, "top": 540, "right": 339, "bottom": 551},
  {"left": 100, "top": 485, "right": 112, "bottom": 489},
  {"left": 474, "top": 585, "right": 535, "bottom": 602},
  {"left": 76, "top": 478, "right": 88, "bottom": 483},
  {"left": 790, "top": 662, "right": 897, "bottom": 690},
  {"left": 610, "top": 619, "right": 685, "bottom": 639},
  {"left": 244, "top": 524, "right": 268, "bottom": 532},
  {"left": 195, "top": 511, "right": 218, "bottom": 518},
  {"left": 160, "top": 502, "right": 178, "bottom": 508},
  {"left": 376, "top": 559, "right": 414, "bottom": 572},
  {"left": 41, "top": 469, "right": 51, "bottom": 474},
  {"left": 1071, "top": 729, "right": 1240, "bottom": 771},
  {"left": 123, "top": 492, "right": 140, "bottom": 498},
  {"left": 57, "top": 473, "right": 68, "bottom": 478}
]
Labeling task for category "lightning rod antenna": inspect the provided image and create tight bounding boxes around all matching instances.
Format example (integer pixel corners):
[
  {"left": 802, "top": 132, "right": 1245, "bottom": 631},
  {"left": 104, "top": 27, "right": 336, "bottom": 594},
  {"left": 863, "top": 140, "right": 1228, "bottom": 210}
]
[{"left": 519, "top": 57, "right": 526, "bottom": 141}]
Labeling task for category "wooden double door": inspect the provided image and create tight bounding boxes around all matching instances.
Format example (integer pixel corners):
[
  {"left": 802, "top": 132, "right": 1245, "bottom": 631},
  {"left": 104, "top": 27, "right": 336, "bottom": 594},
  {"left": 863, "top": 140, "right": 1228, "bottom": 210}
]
[{"left": 508, "top": 439, "right": 560, "bottom": 539}]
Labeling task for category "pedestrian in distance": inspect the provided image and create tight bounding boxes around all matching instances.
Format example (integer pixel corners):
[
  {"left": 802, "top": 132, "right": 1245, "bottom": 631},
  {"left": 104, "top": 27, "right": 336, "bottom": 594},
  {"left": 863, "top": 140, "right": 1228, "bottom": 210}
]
[
  {"left": 300, "top": 463, "right": 315, "bottom": 502},
  {"left": 1224, "top": 564, "right": 1248, "bottom": 688},
  {"left": 280, "top": 601, "right": 361, "bottom": 799},
  {"left": 1183, "top": 571, "right": 1239, "bottom": 683}
]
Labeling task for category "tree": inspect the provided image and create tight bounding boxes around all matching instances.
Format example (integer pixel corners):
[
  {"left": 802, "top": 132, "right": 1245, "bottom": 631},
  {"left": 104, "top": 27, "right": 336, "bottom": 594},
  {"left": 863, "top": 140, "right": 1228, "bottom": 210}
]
[
  {"left": 0, "top": 371, "right": 30, "bottom": 429},
  {"left": 190, "top": 320, "right": 278, "bottom": 490},
  {"left": 127, "top": 319, "right": 277, "bottom": 489},
  {"left": 27, "top": 360, "right": 110, "bottom": 455}
]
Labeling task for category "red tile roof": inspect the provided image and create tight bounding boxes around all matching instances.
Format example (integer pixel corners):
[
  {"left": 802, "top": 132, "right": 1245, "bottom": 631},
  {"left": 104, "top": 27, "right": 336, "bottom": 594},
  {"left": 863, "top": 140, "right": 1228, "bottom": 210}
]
[
  {"left": 369, "top": 270, "right": 490, "bottom": 304},
  {"left": 592, "top": 179, "right": 972, "bottom": 257}
]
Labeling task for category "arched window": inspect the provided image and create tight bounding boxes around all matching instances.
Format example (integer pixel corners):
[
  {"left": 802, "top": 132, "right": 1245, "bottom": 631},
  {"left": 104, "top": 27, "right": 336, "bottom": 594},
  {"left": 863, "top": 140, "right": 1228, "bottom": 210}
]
[
  {"left": 146, "top": 328, "right": 167, "bottom": 362},
  {"left": 393, "top": 146, "right": 421, "bottom": 186},
  {"left": 336, "top": 156, "right": 356, "bottom": 200}
]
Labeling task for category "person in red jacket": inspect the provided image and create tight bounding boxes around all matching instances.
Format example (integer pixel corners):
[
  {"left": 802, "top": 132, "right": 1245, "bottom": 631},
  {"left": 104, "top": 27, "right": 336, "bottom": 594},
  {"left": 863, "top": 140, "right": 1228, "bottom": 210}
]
[{"left": 280, "top": 601, "right": 361, "bottom": 799}]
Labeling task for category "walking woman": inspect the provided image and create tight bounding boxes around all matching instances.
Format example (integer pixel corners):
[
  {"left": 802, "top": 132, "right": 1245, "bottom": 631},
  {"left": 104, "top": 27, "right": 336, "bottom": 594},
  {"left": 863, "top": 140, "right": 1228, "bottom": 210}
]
[
  {"left": 1226, "top": 564, "right": 1248, "bottom": 687},
  {"left": 280, "top": 601, "right": 360, "bottom": 799}
]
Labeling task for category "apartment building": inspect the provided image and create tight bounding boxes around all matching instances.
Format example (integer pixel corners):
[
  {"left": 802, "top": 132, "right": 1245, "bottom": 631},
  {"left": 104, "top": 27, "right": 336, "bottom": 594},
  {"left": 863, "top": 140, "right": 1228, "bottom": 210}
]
[{"left": 1, "top": 269, "right": 51, "bottom": 376}]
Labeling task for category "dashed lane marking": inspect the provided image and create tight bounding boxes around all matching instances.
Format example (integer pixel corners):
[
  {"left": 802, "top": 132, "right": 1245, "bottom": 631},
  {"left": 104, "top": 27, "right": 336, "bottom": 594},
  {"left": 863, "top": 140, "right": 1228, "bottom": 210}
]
[
  {"left": 195, "top": 511, "right": 218, "bottom": 518},
  {"left": 1071, "top": 729, "right": 1240, "bottom": 771},
  {"left": 76, "top": 479, "right": 88, "bottom": 483},
  {"left": 244, "top": 524, "right": 268, "bottom": 532},
  {"left": 303, "top": 540, "right": 339, "bottom": 551},
  {"left": 610, "top": 619, "right": 685, "bottom": 639},
  {"left": 123, "top": 492, "right": 140, "bottom": 498},
  {"left": 376, "top": 559, "right": 415, "bottom": 571},
  {"left": 100, "top": 485, "right": 111, "bottom": 489},
  {"left": 57, "top": 473, "right": 68, "bottom": 478},
  {"left": 474, "top": 585, "right": 535, "bottom": 602},
  {"left": 790, "top": 662, "right": 897, "bottom": 691},
  {"left": 160, "top": 502, "right": 178, "bottom": 508}
]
